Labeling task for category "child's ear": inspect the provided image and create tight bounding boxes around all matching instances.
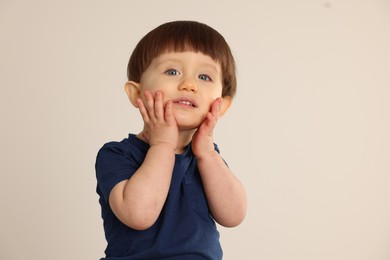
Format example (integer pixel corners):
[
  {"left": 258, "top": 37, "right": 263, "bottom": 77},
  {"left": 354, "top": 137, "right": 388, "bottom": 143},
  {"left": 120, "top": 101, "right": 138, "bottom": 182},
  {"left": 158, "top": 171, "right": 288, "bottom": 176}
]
[
  {"left": 124, "top": 81, "right": 141, "bottom": 108},
  {"left": 219, "top": 96, "right": 232, "bottom": 118}
]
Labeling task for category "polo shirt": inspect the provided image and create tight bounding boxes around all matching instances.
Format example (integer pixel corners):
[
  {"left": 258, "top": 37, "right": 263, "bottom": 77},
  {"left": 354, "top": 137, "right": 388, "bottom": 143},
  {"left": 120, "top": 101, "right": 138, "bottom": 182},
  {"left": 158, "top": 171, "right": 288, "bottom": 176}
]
[{"left": 95, "top": 134, "right": 222, "bottom": 259}]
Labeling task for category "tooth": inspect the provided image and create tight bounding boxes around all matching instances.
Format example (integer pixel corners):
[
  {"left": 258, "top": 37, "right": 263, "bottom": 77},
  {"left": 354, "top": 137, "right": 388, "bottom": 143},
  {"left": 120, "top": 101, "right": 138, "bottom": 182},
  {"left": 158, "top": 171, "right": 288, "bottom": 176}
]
[{"left": 178, "top": 101, "right": 192, "bottom": 106}]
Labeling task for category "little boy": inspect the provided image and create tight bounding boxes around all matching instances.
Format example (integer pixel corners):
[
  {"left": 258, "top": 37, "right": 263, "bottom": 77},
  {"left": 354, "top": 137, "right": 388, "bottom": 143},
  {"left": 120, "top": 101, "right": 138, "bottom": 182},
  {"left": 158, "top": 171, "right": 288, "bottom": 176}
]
[{"left": 96, "top": 20, "right": 247, "bottom": 260}]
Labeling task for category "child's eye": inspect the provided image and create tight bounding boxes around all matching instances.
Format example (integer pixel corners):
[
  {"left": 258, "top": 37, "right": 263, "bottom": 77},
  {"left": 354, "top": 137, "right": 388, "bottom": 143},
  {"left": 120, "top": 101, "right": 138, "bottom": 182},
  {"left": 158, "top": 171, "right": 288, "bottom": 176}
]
[
  {"left": 199, "top": 74, "right": 212, "bottom": 81},
  {"left": 165, "top": 69, "right": 179, "bottom": 76}
]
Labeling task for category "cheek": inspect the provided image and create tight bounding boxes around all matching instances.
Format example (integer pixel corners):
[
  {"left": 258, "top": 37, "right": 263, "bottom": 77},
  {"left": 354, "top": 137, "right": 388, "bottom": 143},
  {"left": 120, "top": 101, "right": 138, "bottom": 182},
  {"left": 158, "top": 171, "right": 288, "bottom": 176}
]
[
  {"left": 207, "top": 86, "right": 223, "bottom": 99},
  {"left": 139, "top": 76, "right": 162, "bottom": 92},
  {"left": 205, "top": 94, "right": 219, "bottom": 107},
  {"left": 141, "top": 79, "right": 171, "bottom": 96}
]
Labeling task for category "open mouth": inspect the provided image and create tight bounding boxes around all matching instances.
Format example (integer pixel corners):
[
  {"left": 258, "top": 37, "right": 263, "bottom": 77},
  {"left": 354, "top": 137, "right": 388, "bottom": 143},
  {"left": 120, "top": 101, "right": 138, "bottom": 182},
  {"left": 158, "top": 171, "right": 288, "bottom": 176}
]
[
  {"left": 175, "top": 100, "right": 195, "bottom": 107},
  {"left": 173, "top": 98, "right": 197, "bottom": 107}
]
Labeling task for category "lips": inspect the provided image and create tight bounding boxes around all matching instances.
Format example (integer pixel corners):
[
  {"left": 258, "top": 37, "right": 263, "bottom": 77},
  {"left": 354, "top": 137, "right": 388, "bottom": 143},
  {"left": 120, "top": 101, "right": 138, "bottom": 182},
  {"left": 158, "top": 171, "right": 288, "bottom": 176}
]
[{"left": 173, "top": 97, "right": 197, "bottom": 107}]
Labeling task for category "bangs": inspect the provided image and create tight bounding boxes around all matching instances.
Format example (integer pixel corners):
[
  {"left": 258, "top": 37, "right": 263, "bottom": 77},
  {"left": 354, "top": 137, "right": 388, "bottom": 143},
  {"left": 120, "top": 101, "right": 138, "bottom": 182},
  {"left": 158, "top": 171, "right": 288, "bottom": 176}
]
[{"left": 142, "top": 21, "right": 228, "bottom": 66}]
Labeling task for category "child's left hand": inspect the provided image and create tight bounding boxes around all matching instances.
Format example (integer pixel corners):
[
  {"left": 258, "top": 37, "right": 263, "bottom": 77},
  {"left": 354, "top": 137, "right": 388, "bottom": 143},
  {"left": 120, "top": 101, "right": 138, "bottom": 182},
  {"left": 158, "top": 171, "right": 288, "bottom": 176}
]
[{"left": 192, "top": 98, "right": 222, "bottom": 159}]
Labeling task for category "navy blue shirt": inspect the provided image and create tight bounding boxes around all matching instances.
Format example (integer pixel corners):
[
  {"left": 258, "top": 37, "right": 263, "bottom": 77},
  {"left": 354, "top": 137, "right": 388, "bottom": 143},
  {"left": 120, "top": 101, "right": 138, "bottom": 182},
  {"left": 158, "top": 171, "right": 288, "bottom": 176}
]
[{"left": 95, "top": 134, "right": 222, "bottom": 259}]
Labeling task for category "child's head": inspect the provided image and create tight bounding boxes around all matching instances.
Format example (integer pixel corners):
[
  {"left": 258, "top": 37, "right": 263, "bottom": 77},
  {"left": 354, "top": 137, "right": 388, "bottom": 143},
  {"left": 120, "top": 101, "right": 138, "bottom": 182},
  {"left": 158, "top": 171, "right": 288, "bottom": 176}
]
[{"left": 127, "top": 20, "right": 236, "bottom": 98}]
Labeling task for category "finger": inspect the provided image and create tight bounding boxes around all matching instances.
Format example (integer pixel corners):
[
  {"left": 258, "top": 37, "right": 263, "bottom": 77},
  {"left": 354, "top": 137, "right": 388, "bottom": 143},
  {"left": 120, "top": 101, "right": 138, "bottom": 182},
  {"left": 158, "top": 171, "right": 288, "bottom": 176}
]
[
  {"left": 144, "top": 91, "right": 155, "bottom": 116},
  {"left": 206, "top": 112, "right": 217, "bottom": 128},
  {"left": 154, "top": 90, "right": 164, "bottom": 120},
  {"left": 198, "top": 112, "right": 215, "bottom": 134},
  {"left": 210, "top": 98, "right": 221, "bottom": 120},
  {"left": 137, "top": 98, "right": 150, "bottom": 123},
  {"left": 164, "top": 100, "right": 176, "bottom": 125}
]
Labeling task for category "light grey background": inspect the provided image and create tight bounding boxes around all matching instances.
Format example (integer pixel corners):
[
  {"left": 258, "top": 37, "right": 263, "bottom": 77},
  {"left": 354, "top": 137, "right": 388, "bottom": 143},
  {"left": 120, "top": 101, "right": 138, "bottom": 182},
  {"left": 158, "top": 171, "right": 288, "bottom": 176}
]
[{"left": 1, "top": 0, "right": 390, "bottom": 259}]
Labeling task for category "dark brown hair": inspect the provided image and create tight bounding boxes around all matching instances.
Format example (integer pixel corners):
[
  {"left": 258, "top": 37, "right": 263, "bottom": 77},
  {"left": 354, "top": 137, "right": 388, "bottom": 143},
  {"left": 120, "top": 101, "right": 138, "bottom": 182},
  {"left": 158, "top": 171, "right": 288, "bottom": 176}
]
[{"left": 127, "top": 21, "right": 237, "bottom": 97}]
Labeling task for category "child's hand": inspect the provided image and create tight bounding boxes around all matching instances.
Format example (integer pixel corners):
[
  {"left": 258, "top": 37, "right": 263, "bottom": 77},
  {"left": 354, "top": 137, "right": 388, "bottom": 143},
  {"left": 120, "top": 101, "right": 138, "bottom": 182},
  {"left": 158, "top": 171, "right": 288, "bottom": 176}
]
[
  {"left": 137, "top": 90, "right": 178, "bottom": 150},
  {"left": 192, "top": 98, "right": 222, "bottom": 159}
]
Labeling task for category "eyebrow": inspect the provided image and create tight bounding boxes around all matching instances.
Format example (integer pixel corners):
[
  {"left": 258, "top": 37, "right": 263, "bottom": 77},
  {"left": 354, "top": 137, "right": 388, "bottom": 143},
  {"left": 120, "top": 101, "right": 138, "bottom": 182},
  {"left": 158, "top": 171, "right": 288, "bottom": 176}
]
[
  {"left": 200, "top": 62, "right": 220, "bottom": 75},
  {"left": 154, "top": 58, "right": 220, "bottom": 74},
  {"left": 153, "top": 58, "right": 180, "bottom": 69}
]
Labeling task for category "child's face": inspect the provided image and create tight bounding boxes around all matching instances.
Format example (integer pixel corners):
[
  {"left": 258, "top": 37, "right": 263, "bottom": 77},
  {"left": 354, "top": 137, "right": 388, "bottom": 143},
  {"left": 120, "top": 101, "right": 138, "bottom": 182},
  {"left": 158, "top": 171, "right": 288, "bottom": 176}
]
[{"left": 138, "top": 51, "right": 224, "bottom": 130}]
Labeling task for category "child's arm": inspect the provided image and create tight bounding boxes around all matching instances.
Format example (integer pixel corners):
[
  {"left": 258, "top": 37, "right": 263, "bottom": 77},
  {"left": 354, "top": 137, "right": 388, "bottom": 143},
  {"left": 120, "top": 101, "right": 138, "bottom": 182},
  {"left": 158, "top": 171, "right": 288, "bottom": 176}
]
[
  {"left": 109, "top": 91, "right": 178, "bottom": 230},
  {"left": 192, "top": 99, "right": 247, "bottom": 227}
]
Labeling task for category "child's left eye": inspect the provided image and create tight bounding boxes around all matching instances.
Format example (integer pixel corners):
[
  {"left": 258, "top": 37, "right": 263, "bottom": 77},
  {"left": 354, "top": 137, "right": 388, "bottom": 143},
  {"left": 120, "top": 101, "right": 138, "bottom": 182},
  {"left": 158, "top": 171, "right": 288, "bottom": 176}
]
[{"left": 199, "top": 74, "right": 212, "bottom": 81}]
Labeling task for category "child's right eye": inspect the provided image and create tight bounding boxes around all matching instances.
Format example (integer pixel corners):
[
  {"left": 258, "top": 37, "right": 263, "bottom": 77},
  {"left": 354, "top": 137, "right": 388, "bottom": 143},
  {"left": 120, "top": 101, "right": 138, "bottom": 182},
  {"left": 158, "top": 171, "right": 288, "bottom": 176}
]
[{"left": 164, "top": 69, "right": 179, "bottom": 76}]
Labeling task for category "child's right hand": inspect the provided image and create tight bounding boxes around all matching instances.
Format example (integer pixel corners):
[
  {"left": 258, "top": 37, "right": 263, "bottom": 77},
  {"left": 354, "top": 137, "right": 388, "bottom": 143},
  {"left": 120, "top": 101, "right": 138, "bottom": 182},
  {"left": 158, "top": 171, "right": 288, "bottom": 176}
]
[
  {"left": 136, "top": 90, "right": 178, "bottom": 150},
  {"left": 109, "top": 90, "right": 178, "bottom": 230}
]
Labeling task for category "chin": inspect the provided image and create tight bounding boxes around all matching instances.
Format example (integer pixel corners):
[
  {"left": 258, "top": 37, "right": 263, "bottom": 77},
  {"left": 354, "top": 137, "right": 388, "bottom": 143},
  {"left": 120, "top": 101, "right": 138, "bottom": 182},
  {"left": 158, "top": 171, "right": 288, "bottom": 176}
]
[
  {"left": 174, "top": 115, "right": 204, "bottom": 131},
  {"left": 175, "top": 119, "right": 202, "bottom": 131},
  {"left": 177, "top": 123, "right": 200, "bottom": 132}
]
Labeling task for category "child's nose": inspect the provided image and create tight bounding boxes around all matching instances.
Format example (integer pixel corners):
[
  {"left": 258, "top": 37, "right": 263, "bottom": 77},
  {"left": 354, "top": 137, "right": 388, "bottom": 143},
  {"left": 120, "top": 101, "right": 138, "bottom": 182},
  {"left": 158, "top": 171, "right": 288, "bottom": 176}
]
[{"left": 178, "top": 79, "right": 198, "bottom": 93}]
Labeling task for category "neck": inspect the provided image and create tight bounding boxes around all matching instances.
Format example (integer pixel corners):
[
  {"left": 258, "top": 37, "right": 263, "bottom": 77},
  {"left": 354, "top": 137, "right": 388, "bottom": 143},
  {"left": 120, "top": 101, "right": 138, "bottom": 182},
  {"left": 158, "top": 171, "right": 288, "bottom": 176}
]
[
  {"left": 136, "top": 128, "right": 196, "bottom": 154},
  {"left": 175, "top": 129, "right": 196, "bottom": 154}
]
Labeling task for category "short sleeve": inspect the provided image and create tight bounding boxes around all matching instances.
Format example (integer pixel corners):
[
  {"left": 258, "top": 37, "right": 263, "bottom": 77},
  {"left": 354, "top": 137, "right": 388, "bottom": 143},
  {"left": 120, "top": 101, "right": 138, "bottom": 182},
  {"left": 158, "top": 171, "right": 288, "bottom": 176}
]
[
  {"left": 95, "top": 141, "right": 143, "bottom": 203},
  {"left": 213, "top": 143, "right": 220, "bottom": 153},
  {"left": 213, "top": 143, "right": 228, "bottom": 166}
]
